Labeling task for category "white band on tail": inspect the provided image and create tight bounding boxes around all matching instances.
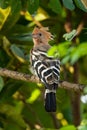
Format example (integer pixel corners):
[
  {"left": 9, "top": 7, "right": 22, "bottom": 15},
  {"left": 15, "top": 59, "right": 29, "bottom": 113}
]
[
  {"left": 45, "top": 89, "right": 56, "bottom": 94},
  {"left": 44, "top": 89, "right": 56, "bottom": 99}
]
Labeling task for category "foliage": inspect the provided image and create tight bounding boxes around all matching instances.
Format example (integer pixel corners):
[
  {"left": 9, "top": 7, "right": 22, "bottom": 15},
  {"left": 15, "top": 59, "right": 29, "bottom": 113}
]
[{"left": 0, "top": 0, "right": 87, "bottom": 130}]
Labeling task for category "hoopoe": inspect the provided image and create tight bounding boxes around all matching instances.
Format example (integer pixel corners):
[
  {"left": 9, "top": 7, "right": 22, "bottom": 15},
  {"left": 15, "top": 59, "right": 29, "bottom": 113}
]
[{"left": 30, "top": 26, "right": 60, "bottom": 112}]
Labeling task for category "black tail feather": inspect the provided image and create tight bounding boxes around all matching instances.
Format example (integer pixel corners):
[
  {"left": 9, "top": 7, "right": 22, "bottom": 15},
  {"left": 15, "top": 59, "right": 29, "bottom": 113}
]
[{"left": 44, "top": 92, "right": 56, "bottom": 112}]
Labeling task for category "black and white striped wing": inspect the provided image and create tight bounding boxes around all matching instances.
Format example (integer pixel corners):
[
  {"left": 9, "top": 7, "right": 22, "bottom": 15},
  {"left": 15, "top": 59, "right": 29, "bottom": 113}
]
[{"left": 31, "top": 49, "right": 60, "bottom": 88}]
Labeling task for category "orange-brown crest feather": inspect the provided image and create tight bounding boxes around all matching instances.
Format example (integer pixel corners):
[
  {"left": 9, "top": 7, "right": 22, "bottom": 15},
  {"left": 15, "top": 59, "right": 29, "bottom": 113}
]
[{"left": 32, "top": 26, "right": 53, "bottom": 41}]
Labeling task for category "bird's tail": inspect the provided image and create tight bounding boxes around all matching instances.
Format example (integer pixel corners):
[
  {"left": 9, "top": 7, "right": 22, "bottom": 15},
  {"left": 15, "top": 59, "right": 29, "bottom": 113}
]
[{"left": 44, "top": 89, "right": 56, "bottom": 112}]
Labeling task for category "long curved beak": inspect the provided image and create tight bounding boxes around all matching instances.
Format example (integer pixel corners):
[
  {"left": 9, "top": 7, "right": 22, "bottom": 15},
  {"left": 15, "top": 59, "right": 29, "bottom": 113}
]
[
  {"left": 20, "top": 33, "right": 38, "bottom": 38},
  {"left": 20, "top": 34, "right": 32, "bottom": 37},
  {"left": 18, "top": 33, "right": 39, "bottom": 40}
]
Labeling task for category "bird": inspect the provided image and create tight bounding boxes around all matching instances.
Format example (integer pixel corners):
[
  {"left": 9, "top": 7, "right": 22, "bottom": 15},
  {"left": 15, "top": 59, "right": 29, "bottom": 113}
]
[{"left": 30, "top": 26, "right": 60, "bottom": 112}]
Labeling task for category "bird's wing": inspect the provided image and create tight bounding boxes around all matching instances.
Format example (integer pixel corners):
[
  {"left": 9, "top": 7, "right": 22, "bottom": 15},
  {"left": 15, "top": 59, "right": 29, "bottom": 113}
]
[{"left": 31, "top": 49, "right": 60, "bottom": 86}]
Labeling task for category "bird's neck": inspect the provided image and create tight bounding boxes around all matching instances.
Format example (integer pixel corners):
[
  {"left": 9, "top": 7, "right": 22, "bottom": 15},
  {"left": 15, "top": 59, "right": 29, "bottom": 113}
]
[
  {"left": 33, "top": 41, "right": 51, "bottom": 52},
  {"left": 33, "top": 39, "right": 50, "bottom": 48}
]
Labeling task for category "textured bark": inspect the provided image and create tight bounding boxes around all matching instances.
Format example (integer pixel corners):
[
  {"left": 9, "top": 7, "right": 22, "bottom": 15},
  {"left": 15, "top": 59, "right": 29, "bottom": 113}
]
[
  {"left": 0, "top": 68, "right": 85, "bottom": 92},
  {"left": 72, "top": 63, "right": 81, "bottom": 126}
]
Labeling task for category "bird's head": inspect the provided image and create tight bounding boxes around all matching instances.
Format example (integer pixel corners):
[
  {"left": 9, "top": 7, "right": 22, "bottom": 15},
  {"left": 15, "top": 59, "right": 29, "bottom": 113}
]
[{"left": 32, "top": 26, "right": 53, "bottom": 45}]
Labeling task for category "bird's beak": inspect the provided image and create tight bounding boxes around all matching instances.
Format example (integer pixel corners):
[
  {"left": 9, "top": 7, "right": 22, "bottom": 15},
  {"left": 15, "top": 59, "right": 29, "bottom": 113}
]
[
  {"left": 19, "top": 34, "right": 32, "bottom": 37},
  {"left": 32, "top": 34, "right": 38, "bottom": 38},
  {"left": 19, "top": 33, "right": 38, "bottom": 39}
]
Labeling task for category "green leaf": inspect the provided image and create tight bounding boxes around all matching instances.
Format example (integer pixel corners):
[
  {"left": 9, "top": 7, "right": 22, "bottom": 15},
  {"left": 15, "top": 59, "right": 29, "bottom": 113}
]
[
  {"left": 0, "top": 6, "right": 11, "bottom": 30},
  {"left": 0, "top": 76, "right": 4, "bottom": 92},
  {"left": 74, "top": 0, "right": 87, "bottom": 12},
  {"left": 71, "top": 43, "right": 87, "bottom": 64},
  {"left": 0, "top": 48, "right": 10, "bottom": 67},
  {"left": 0, "top": 103, "right": 26, "bottom": 128},
  {"left": 60, "top": 125, "right": 76, "bottom": 130},
  {"left": 62, "top": 0, "right": 75, "bottom": 10},
  {"left": 0, "top": 0, "right": 10, "bottom": 8},
  {"left": 63, "top": 30, "right": 77, "bottom": 41},
  {"left": 81, "top": 0, "right": 87, "bottom": 9},
  {"left": 5, "top": 124, "right": 20, "bottom": 130},
  {"left": 28, "top": 0, "right": 39, "bottom": 14},
  {"left": 78, "top": 125, "right": 87, "bottom": 130},
  {"left": 10, "top": 33, "right": 32, "bottom": 42},
  {"left": 57, "top": 42, "right": 71, "bottom": 57},
  {"left": 70, "top": 50, "right": 79, "bottom": 64},
  {"left": 61, "top": 55, "right": 70, "bottom": 64},
  {"left": 1, "top": 0, "right": 21, "bottom": 33},
  {"left": 26, "top": 89, "right": 41, "bottom": 103},
  {"left": 47, "top": 46, "right": 60, "bottom": 58},
  {"left": 0, "top": 81, "right": 23, "bottom": 103},
  {"left": 48, "top": 0, "right": 62, "bottom": 14},
  {"left": 10, "top": 44, "right": 25, "bottom": 63}
]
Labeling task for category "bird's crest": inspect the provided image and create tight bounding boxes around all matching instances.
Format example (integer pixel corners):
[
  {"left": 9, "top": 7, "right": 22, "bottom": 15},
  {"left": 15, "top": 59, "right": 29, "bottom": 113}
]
[{"left": 32, "top": 26, "right": 54, "bottom": 41}]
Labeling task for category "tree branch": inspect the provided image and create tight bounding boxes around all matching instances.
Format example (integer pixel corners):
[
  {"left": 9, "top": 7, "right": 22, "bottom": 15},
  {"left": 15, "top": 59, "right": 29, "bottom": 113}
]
[{"left": 0, "top": 68, "right": 85, "bottom": 92}]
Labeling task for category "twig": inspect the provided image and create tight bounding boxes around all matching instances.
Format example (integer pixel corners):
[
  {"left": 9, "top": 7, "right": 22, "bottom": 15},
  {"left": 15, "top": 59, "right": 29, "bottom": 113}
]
[
  {"left": 50, "top": 112, "right": 60, "bottom": 129},
  {"left": 64, "top": 12, "right": 87, "bottom": 37},
  {"left": 0, "top": 68, "right": 85, "bottom": 92}
]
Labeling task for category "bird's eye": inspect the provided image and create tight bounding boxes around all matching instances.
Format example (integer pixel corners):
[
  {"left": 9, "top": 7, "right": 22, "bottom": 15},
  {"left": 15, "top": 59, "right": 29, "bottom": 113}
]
[{"left": 39, "top": 33, "right": 42, "bottom": 36}]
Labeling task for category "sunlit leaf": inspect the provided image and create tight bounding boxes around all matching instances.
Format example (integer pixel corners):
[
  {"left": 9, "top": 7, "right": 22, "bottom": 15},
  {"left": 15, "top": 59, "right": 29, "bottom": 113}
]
[
  {"left": 62, "top": 0, "right": 75, "bottom": 10},
  {"left": 60, "top": 125, "right": 76, "bottom": 130},
  {"left": 81, "top": 0, "right": 87, "bottom": 9},
  {"left": 0, "top": 6, "right": 11, "bottom": 30},
  {"left": 81, "top": 119, "right": 87, "bottom": 125},
  {"left": 1, "top": 0, "right": 21, "bottom": 33},
  {"left": 74, "top": 0, "right": 87, "bottom": 12},
  {"left": 47, "top": 46, "right": 59, "bottom": 58},
  {"left": 25, "top": 11, "right": 33, "bottom": 21},
  {"left": 56, "top": 112, "right": 64, "bottom": 120},
  {"left": 61, "top": 119, "right": 68, "bottom": 126},
  {"left": 26, "top": 89, "right": 41, "bottom": 103},
  {"left": 25, "top": 7, "right": 49, "bottom": 27},
  {"left": 37, "top": 83, "right": 43, "bottom": 88},
  {"left": 47, "top": 42, "right": 71, "bottom": 58},
  {"left": 48, "top": 0, "right": 62, "bottom": 14},
  {"left": 78, "top": 126, "right": 87, "bottom": 130},
  {"left": 35, "top": 7, "right": 49, "bottom": 21}
]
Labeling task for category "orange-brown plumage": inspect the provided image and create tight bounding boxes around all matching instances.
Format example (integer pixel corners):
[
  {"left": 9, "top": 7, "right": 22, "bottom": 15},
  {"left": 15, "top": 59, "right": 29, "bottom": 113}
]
[{"left": 32, "top": 27, "right": 53, "bottom": 47}]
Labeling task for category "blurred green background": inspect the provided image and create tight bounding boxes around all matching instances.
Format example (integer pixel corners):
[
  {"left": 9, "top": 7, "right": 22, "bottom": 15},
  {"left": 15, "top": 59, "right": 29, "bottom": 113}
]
[{"left": 0, "top": 0, "right": 87, "bottom": 130}]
